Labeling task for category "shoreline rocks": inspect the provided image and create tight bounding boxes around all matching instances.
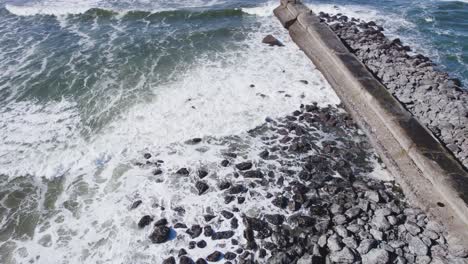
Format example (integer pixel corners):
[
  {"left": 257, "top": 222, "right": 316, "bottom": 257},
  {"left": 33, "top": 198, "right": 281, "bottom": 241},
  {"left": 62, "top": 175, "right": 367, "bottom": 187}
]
[
  {"left": 133, "top": 101, "right": 468, "bottom": 263},
  {"left": 318, "top": 11, "right": 468, "bottom": 169}
]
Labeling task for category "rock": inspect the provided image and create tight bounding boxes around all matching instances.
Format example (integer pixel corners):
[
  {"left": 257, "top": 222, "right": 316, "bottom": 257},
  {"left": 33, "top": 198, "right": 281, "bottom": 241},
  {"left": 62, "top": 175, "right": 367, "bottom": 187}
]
[
  {"left": 329, "top": 247, "right": 355, "bottom": 263},
  {"left": 195, "top": 181, "right": 209, "bottom": 195},
  {"left": 262, "top": 35, "right": 284, "bottom": 47},
  {"left": 224, "top": 252, "right": 236, "bottom": 260},
  {"left": 265, "top": 214, "right": 285, "bottom": 226},
  {"left": 198, "top": 170, "right": 209, "bottom": 179},
  {"left": 176, "top": 168, "right": 190, "bottom": 175},
  {"left": 162, "top": 256, "right": 176, "bottom": 264},
  {"left": 408, "top": 236, "right": 428, "bottom": 256},
  {"left": 415, "top": 256, "right": 431, "bottom": 264},
  {"left": 206, "top": 251, "right": 222, "bottom": 262},
  {"left": 372, "top": 214, "right": 391, "bottom": 231},
  {"left": 221, "top": 160, "right": 230, "bottom": 167},
  {"left": 149, "top": 225, "right": 170, "bottom": 243},
  {"left": 236, "top": 162, "right": 253, "bottom": 171},
  {"left": 186, "top": 138, "right": 202, "bottom": 145},
  {"left": 335, "top": 225, "right": 349, "bottom": 238},
  {"left": 195, "top": 258, "right": 207, "bottom": 264},
  {"left": 138, "top": 215, "right": 153, "bottom": 228},
  {"left": 272, "top": 196, "right": 288, "bottom": 209},
  {"left": 178, "top": 248, "right": 188, "bottom": 257},
  {"left": 187, "top": 225, "right": 202, "bottom": 239},
  {"left": 229, "top": 184, "right": 247, "bottom": 194},
  {"left": 144, "top": 153, "right": 152, "bottom": 159},
  {"left": 179, "top": 256, "right": 194, "bottom": 264},
  {"left": 218, "top": 181, "right": 231, "bottom": 190},
  {"left": 197, "top": 240, "right": 207, "bottom": 248},
  {"left": 174, "top": 223, "right": 187, "bottom": 229},
  {"left": 130, "top": 200, "right": 142, "bottom": 210},
  {"left": 243, "top": 169, "right": 264, "bottom": 178},
  {"left": 212, "top": 231, "right": 234, "bottom": 240},
  {"left": 342, "top": 237, "right": 358, "bottom": 249},
  {"left": 345, "top": 207, "right": 361, "bottom": 219},
  {"left": 259, "top": 150, "right": 269, "bottom": 159},
  {"left": 365, "top": 191, "right": 380, "bottom": 203},
  {"left": 357, "top": 239, "right": 377, "bottom": 254},
  {"left": 221, "top": 210, "right": 234, "bottom": 219},
  {"left": 204, "top": 226, "right": 214, "bottom": 237},
  {"left": 333, "top": 214, "right": 347, "bottom": 225},
  {"left": 362, "top": 248, "right": 390, "bottom": 264},
  {"left": 405, "top": 221, "right": 421, "bottom": 235},
  {"left": 327, "top": 235, "right": 343, "bottom": 252},
  {"left": 154, "top": 218, "right": 168, "bottom": 226}
]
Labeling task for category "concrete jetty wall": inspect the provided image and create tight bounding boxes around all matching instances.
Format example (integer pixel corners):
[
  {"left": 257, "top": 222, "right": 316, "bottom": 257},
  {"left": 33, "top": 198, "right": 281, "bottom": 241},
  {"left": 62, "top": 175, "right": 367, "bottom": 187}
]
[{"left": 274, "top": 0, "right": 468, "bottom": 245}]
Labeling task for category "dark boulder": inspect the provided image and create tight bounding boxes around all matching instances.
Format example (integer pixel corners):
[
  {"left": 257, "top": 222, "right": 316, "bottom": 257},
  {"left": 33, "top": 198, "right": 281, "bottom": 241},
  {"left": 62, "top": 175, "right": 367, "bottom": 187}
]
[
  {"left": 149, "top": 225, "right": 170, "bottom": 243},
  {"left": 236, "top": 162, "right": 253, "bottom": 171},
  {"left": 138, "top": 215, "right": 153, "bottom": 228},
  {"left": 195, "top": 181, "right": 209, "bottom": 195},
  {"left": 262, "top": 35, "right": 284, "bottom": 47}
]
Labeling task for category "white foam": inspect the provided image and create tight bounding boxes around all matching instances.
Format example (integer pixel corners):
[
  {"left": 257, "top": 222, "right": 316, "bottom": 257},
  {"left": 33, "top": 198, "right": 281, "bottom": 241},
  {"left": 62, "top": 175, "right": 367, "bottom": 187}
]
[
  {"left": 4, "top": 0, "right": 226, "bottom": 16},
  {"left": 241, "top": 2, "right": 277, "bottom": 17},
  {"left": 1, "top": 6, "right": 346, "bottom": 263}
]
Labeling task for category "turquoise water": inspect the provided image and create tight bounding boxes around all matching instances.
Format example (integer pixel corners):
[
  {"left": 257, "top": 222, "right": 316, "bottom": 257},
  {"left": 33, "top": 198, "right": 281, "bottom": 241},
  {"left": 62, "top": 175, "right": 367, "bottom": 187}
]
[{"left": 0, "top": 0, "right": 466, "bottom": 263}]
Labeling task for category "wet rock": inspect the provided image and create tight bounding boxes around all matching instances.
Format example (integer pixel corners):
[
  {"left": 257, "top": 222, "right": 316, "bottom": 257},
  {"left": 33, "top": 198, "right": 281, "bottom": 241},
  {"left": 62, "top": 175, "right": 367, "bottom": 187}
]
[
  {"left": 195, "top": 259, "right": 207, "bottom": 264},
  {"left": 272, "top": 196, "right": 289, "bottom": 209},
  {"left": 162, "top": 256, "right": 176, "bottom": 264},
  {"left": 236, "top": 162, "right": 253, "bottom": 171},
  {"left": 204, "top": 225, "right": 214, "bottom": 237},
  {"left": 198, "top": 170, "right": 209, "bottom": 179},
  {"left": 174, "top": 223, "right": 187, "bottom": 229},
  {"left": 219, "top": 181, "right": 231, "bottom": 190},
  {"left": 178, "top": 248, "right": 188, "bottom": 257},
  {"left": 259, "top": 150, "right": 269, "bottom": 159},
  {"left": 221, "top": 160, "right": 230, "bottom": 167},
  {"left": 195, "top": 181, "right": 209, "bottom": 195},
  {"left": 154, "top": 218, "right": 168, "bottom": 226},
  {"left": 176, "top": 168, "right": 190, "bottom": 175},
  {"left": 224, "top": 252, "right": 237, "bottom": 260},
  {"left": 186, "top": 138, "right": 202, "bottom": 145},
  {"left": 179, "top": 256, "right": 194, "bottom": 264},
  {"left": 138, "top": 215, "right": 153, "bottom": 228},
  {"left": 229, "top": 185, "right": 247, "bottom": 194},
  {"left": 221, "top": 210, "right": 234, "bottom": 219},
  {"left": 262, "top": 34, "right": 284, "bottom": 47},
  {"left": 206, "top": 251, "right": 222, "bottom": 262},
  {"left": 197, "top": 240, "right": 207, "bottom": 248},
  {"left": 204, "top": 215, "right": 216, "bottom": 222},
  {"left": 212, "top": 231, "right": 235, "bottom": 240},
  {"left": 187, "top": 225, "right": 202, "bottom": 239},
  {"left": 265, "top": 214, "right": 285, "bottom": 226},
  {"left": 149, "top": 225, "right": 170, "bottom": 243},
  {"left": 130, "top": 200, "right": 142, "bottom": 210},
  {"left": 243, "top": 169, "right": 264, "bottom": 179},
  {"left": 153, "top": 169, "right": 163, "bottom": 175}
]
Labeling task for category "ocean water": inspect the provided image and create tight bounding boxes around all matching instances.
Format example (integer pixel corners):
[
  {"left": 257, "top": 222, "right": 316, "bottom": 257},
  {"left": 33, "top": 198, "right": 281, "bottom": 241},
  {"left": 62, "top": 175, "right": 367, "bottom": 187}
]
[{"left": 0, "top": 0, "right": 466, "bottom": 263}]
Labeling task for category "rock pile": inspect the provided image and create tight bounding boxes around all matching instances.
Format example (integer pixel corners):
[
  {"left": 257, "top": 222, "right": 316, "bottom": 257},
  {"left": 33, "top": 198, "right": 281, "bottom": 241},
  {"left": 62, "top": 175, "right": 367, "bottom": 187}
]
[
  {"left": 317, "top": 12, "right": 468, "bottom": 169},
  {"left": 133, "top": 103, "right": 467, "bottom": 263}
]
